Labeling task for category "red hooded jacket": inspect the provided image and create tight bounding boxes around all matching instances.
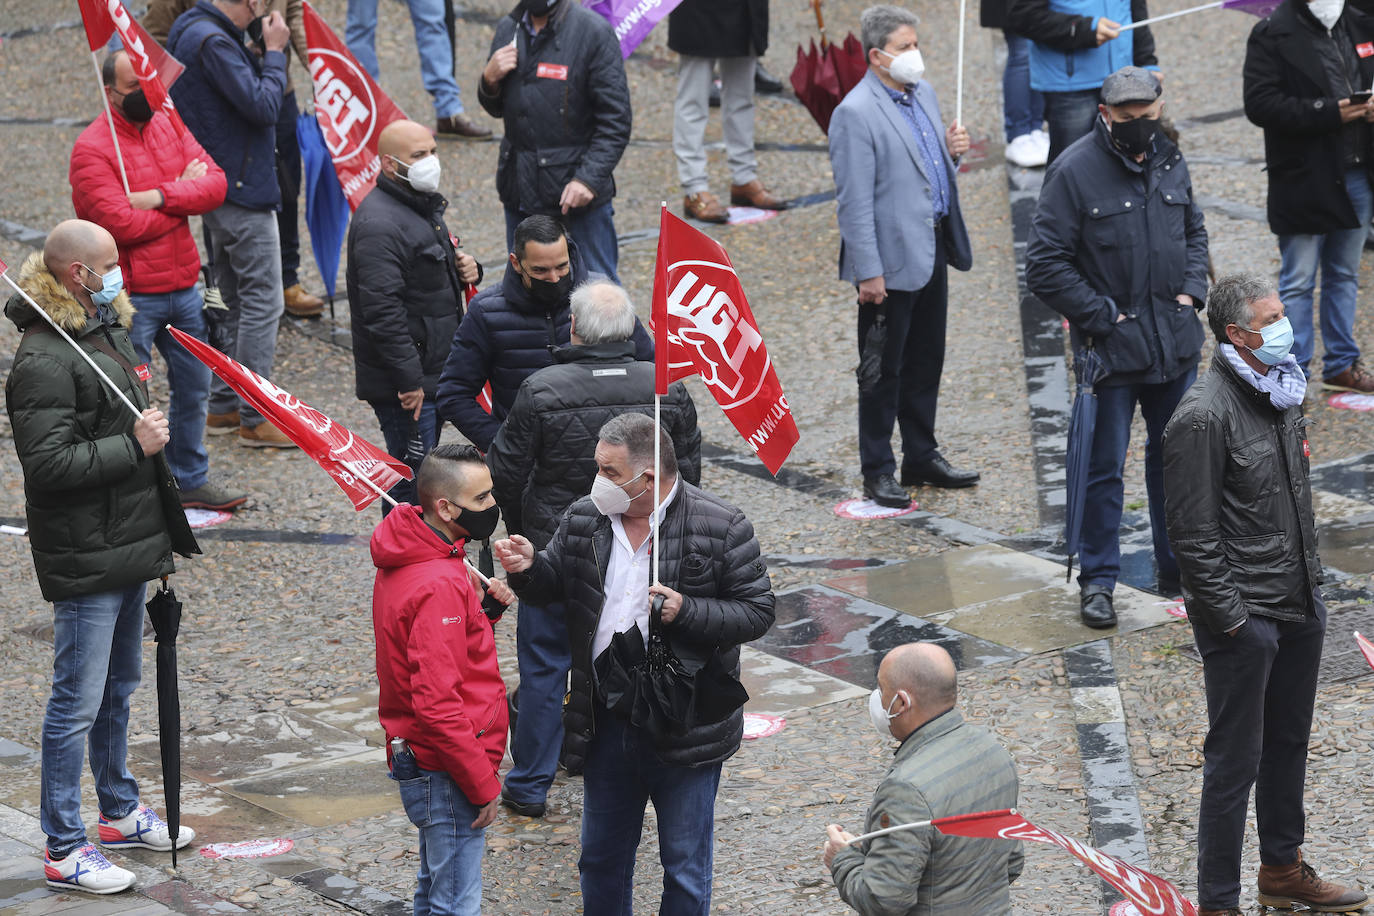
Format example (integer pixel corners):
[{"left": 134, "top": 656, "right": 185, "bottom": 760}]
[
  {"left": 69, "top": 108, "right": 226, "bottom": 294},
  {"left": 371, "top": 505, "right": 508, "bottom": 806}
]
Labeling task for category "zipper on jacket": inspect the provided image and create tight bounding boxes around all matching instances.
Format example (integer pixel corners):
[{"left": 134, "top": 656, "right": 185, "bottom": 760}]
[
  {"left": 475, "top": 704, "right": 501, "bottom": 738},
  {"left": 545, "top": 311, "right": 558, "bottom": 354}
]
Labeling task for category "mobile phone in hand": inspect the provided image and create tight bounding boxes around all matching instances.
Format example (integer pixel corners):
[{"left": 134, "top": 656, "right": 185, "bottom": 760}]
[{"left": 1351, "top": 90, "right": 1373, "bottom": 104}]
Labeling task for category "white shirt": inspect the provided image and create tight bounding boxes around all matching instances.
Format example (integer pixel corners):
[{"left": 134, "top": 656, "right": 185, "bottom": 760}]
[{"left": 592, "top": 477, "right": 680, "bottom": 661}]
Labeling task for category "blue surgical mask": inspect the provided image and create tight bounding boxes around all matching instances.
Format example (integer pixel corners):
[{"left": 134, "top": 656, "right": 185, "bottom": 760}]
[
  {"left": 80, "top": 263, "right": 123, "bottom": 308},
  {"left": 1241, "top": 316, "right": 1294, "bottom": 366}
]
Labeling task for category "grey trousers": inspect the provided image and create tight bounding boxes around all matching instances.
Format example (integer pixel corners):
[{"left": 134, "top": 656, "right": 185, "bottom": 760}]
[
  {"left": 202, "top": 202, "right": 284, "bottom": 427},
  {"left": 674, "top": 54, "right": 757, "bottom": 194}
]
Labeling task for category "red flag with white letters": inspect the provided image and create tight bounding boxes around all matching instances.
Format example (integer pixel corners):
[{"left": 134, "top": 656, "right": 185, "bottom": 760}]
[
  {"left": 651, "top": 207, "right": 798, "bottom": 474},
  {"left": 78, "top": 0, "right": 188, "bottom": 133},
  {"left": 302, "top": 1, "right": 407, "bottom": 210}
]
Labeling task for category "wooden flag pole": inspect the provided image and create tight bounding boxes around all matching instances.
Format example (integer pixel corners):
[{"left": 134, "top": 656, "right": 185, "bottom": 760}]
[{"left": 90, "top": 50, "right": 131, "bottom": 195}]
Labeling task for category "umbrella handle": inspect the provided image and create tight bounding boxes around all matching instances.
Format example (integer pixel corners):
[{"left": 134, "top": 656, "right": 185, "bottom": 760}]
[
  {"left": 649, "top": 593, "right": 666, "bottom": 638},
  {"left": 811, "top": 0, "right": 829, "bottom": 48}
]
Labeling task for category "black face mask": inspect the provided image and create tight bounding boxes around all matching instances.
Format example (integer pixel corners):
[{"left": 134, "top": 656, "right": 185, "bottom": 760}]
[
  {"left": 454, "top": 503, "right": 501, "bottom": 541},
  {"left": 1108, "top": 116, "right": 1158, "bottom": 158},
  {"left": 525, "top": 0, "right": 559, "bottom": 15},
  {"left": 116, "top": 88, "right": 154, "bottom": 123},
  {"left": 523, "top": 268, "right": 572, "bottom": 307}
]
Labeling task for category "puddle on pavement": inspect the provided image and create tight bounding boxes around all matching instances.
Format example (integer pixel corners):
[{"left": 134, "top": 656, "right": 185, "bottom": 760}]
[
  {"left": 293, "top": 692, "right": 383, "bottom": 746},
  {"left": 290, "top": 867, "right": 409, "bottom": 916},
  {"left": 1314, "top": 516, "right": 1374, "bottom": 575},
  {"left": 824, "top": 544, "right": 1063, "bottom": 616},
  {"left": 218, "top": 749, "right": 396, "bottom": 827},
  {"left": 738, "top": 646, "right": 867, "bottom": 714}
]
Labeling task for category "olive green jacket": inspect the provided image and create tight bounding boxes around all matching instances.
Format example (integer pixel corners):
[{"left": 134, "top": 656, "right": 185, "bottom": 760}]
[{"left": 4, "top": 252, "right": 199, "bottom": 601}]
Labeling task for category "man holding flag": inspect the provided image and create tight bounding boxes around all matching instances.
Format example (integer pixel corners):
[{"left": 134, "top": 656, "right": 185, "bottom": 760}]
[{"left": 69, "top": 49, "right": 246, "bottom": 513}]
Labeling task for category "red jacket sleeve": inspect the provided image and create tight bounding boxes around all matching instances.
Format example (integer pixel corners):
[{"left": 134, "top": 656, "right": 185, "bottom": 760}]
[
  {"left": 69, "top": 130, "right": 183, "bottom": 246},
  {"left": 158, "top": 123, "right": 226, "bottom": 217},
  {"left": 405, "top": 578, "right": 502, "bottom": 806}
]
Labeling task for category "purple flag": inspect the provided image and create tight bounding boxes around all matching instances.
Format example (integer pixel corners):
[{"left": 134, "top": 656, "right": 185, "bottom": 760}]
[
  {"left": 1221, "top": 0, "right": 1280, "bottom": 16},
  {"left": 585, "top": 0, "right": 684, "bottom": 58}
]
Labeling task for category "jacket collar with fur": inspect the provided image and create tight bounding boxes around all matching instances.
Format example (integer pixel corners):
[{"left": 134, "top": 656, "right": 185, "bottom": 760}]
[{"left": 4, "top": 251, "right": 133, "bottom": 336}]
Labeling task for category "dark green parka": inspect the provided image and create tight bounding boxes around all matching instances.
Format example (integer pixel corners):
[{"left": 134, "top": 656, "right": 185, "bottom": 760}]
[{"left": 4, "top": 252, "right": 199, "bottom": 601}]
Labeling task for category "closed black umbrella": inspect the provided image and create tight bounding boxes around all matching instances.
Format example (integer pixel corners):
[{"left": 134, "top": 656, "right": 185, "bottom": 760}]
[
  {"left": 856, "top": 302, "right": 888, "bottom": 396},
  {"left": 1065, "top": 343, "right": 1106, "bottom": 581},
  {"left": 144, "top": 578, "right": 183, "bottom": 868}
]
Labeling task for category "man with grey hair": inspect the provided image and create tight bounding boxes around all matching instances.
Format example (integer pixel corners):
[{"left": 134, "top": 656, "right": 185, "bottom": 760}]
[
  {"left": 1163, "top": 274, "right": 1366, "bottom": 916},
  {"left": 830, "top": 4, "right": 977, "bottom": 510},
  {"left": 486, "top": 281, "right": 700, "bottom": 819},
  {"left": 494, "top": 412, "right": 772, "bottom": 914}
]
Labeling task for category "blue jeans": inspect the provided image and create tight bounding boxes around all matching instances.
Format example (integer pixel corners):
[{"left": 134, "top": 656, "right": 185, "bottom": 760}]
[
  {"left": 1002, "top": 32, "right": 1044, "bottom": 142},
  {"left": 129, "top": 287, "right": 212, "bottom": 491},
  {"left": 345, "top": 0, "right": 463, "bottom": 118},
  {"left": 504, "top": 203, "right": 620, "bottom": 283},
  {"left": 1277, "top": 168, "right": 1372, "bottom": 379},
  {"left": 371, "top": 401, "right": 440, "bottom": 513},
  {"left": 41, "top": 585, "right": 146, "bottom": 856},
  {"left": 504, "top": 600, "right": 569, "bottom": 806},
  {"left": 580, "top": 709, "right": 722, "bottom": 916},
  {"left": 393, "top": 754, "right": 485, "bottom": 916},
  {"left": 1043, "top": 88, "right": 1101, "bottom": 165},
  {"left": 1078, "top": 369, "right": 1196, "bottom": 591}
]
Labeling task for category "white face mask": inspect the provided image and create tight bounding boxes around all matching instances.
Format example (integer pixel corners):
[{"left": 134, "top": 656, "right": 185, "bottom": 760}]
[
  {"left": 867, "top": 687, "right": 904, "bottom": 738},
  {"left": 1309, "top": 0, "right": 1344, "bottom": 28},
  {"left": 392, "top": 154, "right": 442, "bottom": 193},
  {"left": 589, "top": 470, "right": 647, "bottom": 516},
  {"left": 879, "top": 47, "right": 925, "bottom": 86}
]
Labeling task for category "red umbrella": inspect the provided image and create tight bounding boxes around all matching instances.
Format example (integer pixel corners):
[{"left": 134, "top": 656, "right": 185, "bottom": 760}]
[{"left": 789, "top": 0, "right": 868, "bottom": 134}]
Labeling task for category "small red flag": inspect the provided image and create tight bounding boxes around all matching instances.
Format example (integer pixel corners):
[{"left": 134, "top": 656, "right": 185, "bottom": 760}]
[
  {"left": 108, "top": 1, "right": 187, "bottom": 133},
  {"left": 650, "top": 207, "right": 798, "bottom": 474},
  {"left": 167, "top": 327, "right": 412, "bottom": 510},
  {"left": 0, "top": 255, "right": 8, "bottom": 275},
  {"left": 1356, "top": 632, "right": 1374, "bottom": 671},
  {"left": 76, "top": 0, "right": 116, "bottom": 52}
]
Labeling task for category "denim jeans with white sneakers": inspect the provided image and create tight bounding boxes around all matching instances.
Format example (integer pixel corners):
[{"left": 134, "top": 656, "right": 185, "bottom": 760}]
[{"left": 41, "top": 584, "right": 145, "bottom": 857}]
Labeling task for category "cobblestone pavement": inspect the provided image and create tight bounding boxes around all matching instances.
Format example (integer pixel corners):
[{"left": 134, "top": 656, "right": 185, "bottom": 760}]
[{"left": 2, "top": 0, "right": 1374, "bottom": 914}]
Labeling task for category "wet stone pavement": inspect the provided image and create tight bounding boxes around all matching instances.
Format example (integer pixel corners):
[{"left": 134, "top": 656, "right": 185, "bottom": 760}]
[{"left": 2, "top": 0, "right": 1374, "bottom": 913}]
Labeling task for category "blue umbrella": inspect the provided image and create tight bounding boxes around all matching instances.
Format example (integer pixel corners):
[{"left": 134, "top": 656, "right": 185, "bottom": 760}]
[
  {"left": 296, "top": 112, "right": 350, "bottom": 318},
  {"left": 1064, "top": 342, "right": 1106, "bottom": 581}
]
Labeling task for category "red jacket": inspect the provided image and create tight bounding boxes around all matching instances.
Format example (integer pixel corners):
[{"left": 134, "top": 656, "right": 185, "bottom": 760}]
[
  {"left": 69, "top": 108, "right": 226, "bottom": 294},
  {"left": 371, "top": 505, "right": 508, "bottom": 806}
]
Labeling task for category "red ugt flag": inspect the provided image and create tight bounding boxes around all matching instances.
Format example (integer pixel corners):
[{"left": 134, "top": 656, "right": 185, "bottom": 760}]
[
  {"left": 651, "top": 208, "right": 799, "bottom": 475},
  {"left": 79, "top": 0, "right": 187, "bottom": 132},
  {"left": 167, "top": 327, "right": 412, "bottom": 510},
  {"left": 933, "top": 810, "right": 1198, "bottom": 916},
  {"left": 303, "top": 1, "right": 407, "bottom": 210}
]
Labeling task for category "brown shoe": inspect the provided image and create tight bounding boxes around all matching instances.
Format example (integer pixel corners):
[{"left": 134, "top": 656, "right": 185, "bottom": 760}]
[
  {"left": 729, "top": 179, "right": 790, "bottom": 210},
  {"left": 435, "top": 113, "right": 492, "bottom": 140},
  {"left": 683, "top": 191, "right": 729, "bottom": 223},
  {"left": 1257, "top": 850, "right": 1368, "bottom": 912},
  {"left": 283, "top": 283, "right": 324, "bottom": 318},
  {"left": 1322, "top": 362, "right": 1374, "bottom": 393},
  {"left": 206, "top": 410, "right": 240, "bottom": 436},
  {"left": 238, "top": 420, "right": 298, "bottom": 449}
]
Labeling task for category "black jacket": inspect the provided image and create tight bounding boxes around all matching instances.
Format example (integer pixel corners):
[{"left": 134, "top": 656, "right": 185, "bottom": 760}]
[
  {"left": 1243, "top": 0, "right": 1374, "bottom": 235},
  {"left": 510, "top": 483, "right": 775, "bottom": 772},
  {"left": 982, "top": 0, "right": 1010, "bottom": 29},
  {"left": 346, "top": 173, "right": 479, "bottom": 403},
  {"left": 487, "top": 341, "right": 702, "bottom": 549},
  {"left": 668, "top": 0, "right": 768, "bottom": 58},
  {"left": 1162, "top": 355, "right": 1320, "bottom": 634},
  {"left": 1025, "top": 118, "right": 1209, "bottom": 386},
  {"left": 478, "top": 3, "right": 630, "bottom": 214},
  {"left": 435, "top": 241, "right": 653, "bottom": 450}
]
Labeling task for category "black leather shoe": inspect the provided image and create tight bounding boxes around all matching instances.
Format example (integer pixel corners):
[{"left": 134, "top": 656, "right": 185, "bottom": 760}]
[
  {"left": 862, "top": 474, "right": 911, "bottom": 509},
  {"left": 755, "top": 61, "right": 784, "bottom": 94},
  {"left": 1157, "top": 577, "right": 1182, "bottom": 599},
  {"left": 901, "top": 454, "right": 980, "bottom": 489},
  {"left": 500, "top": 792, "right": 546, "bottom": 819},
  {"left": 1080, "top": 586, "right": 1117, "bottom": 629}
]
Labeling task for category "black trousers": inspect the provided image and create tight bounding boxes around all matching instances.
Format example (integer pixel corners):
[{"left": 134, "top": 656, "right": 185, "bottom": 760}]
[
  {"left": 856, "top": 230, "right": 948, "bottom": 479},
  {"left": 275, "top": 89, "right": 301, "bottom": 289},
  {"left": 1191, "top": 594, "right": 1326, "bottom": 909}
]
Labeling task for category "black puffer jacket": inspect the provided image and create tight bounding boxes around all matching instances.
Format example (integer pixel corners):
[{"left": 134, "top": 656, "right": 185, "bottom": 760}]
[
  {"left": 478, "top": 2, "right": 630, "bottom": 215},
  {"left": 4, "top": 253, "right": 199, "bottom": 602},
  {"left": 347, "top": 173, "right": 479, "bottom": 403},
  {"left": 668, "top": 0, "right": 768, "bottom": 57},
  {"left": 1025, "top": 117, "right": 1209, "bottom": 386},
  {"left": 487, "top": 341, "right": 702, "bottom": 549},
  {"left": 435, "top": 241, "right": 652, "bottom": 450},
  {"left": 510, "top": 483, "right": 775, "bottom": 772},
  {"left": 1162, "top": 355, "right": 1320, "bottom": 635}
]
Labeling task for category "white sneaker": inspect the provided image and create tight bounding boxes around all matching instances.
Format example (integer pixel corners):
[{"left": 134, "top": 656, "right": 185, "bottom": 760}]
[
  {"left": 98, "top": 804, "right": 194, "bottom": 851},
  {"left": 1031, "top": 128, "right": 1051, "bottom": 157},
  {"left": 44, "top": 844, "right": 135, "bottom": 894},
  {"left": 1006, "top": 133, "right": 1049, "bottom": 168}
]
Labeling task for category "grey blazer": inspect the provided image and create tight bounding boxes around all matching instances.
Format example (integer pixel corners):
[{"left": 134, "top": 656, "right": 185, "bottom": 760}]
[
  {"left": 829, "top": 70, "right": 973, "bottom": 291},
  {"left": 830, "top": 710, "right": 1023, "bottom": 915}
]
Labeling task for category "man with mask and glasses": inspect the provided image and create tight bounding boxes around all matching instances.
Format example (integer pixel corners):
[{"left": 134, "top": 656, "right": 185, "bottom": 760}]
[
  {"left": 70, "top": 49, "right": 246, "bottom": 513},
  {"left": 1244, "top": 0, "right": 1374, "bottom": 393},
  {"left": 1163, "top": 274, "right": 1367, "bottom": 916},
  {"left": 348, "top": 119, "right": 481, "bottom": 511},
  {"left": 494, "top": 412, "right": 774, "bottom": 916},
  {"left": 371, "top": 444, "right": 515, "bottom": 916},
  {"left": 822, "top": 642, "right": 1022, "bottom": 915},
  {"left": 436, "top": 214, "right": 651, "bottom": 452},
  {"left": 1026, "top": 65, "right": 1209, "bottom": 629}
]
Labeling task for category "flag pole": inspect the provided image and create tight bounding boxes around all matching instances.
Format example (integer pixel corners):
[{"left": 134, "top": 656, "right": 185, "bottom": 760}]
[
  {"left": 955, "top": 0, "right": 966, "bottom": 125},
  {"left": 653, "top": 200, "right": 668, "bottom": 588},
  {"left": 845, "top": 818, "right": 934, "bottom": 846},
  {"left": 2, "top": 271, "right": 142, "bottom": 418},
  {"left": 89, "top": 51, "right": 131, "bottom": 196},
  {"left": 1116, "top": 0, "right": 1224, "bottom": 31}
]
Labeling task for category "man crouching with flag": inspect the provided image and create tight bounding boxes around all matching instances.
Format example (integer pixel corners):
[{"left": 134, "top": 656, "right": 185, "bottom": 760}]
[{"left": 371, "top": 444, "right": 513, "bottom": 916}]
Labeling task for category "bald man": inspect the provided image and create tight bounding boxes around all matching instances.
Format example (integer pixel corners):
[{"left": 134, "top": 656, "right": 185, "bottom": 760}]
[
  {"left": 347, "top": 119, "right": 482, "bottom": 511},
  {"left": 823, "top": 643, "right": 1023, "bottom": 914},
  {"left": 4, "top": 220, "right": 200, "bottom": 894}
]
